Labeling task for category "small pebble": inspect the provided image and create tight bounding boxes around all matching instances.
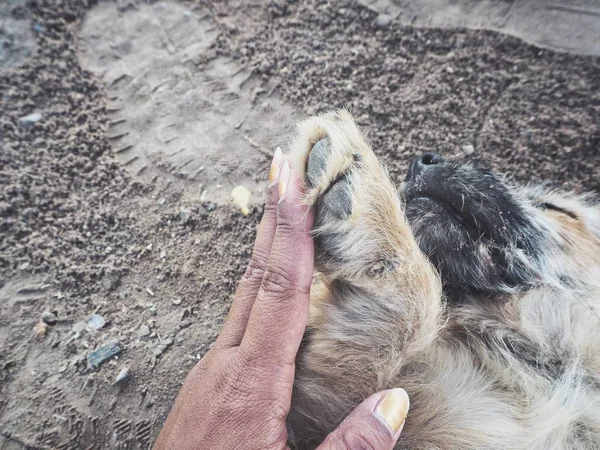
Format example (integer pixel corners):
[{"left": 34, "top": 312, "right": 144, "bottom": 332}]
[
  {"left": 116, "top": 367, "right": 131, "bottom": 383},
  {"left": 86, "top": 314, "right": 106, "bottom": 331},
  {"left": 41, "top": 311, "right": 58, "bottom": 326},
  {"left": 179, "top": 208, "right": 191, "bottom": 224},
  {"left": 462, "top": 144, "right": 475, "bottom": 156},
  {"left": 375, "top": 14, "right": 392, "bottom": 28},
  {"left": 87, "top": 342, "right": 122, "bottom": 369},
  {"left": 19, "top": 112, "right": 42, "bottom": 127},
  {"left": 138, "top": 324, "right": 151, "bottom": 338},
  {"left": 101, "top": 277, "right": 115, "bottom": 291},
  {"left": 172, "top": 298, "right": 182, "bottom": 306}
]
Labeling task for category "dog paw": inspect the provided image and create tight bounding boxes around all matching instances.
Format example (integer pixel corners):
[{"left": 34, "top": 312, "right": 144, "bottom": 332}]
[{"left": 288, "top": 110, "right": 407, "bottom": 278}]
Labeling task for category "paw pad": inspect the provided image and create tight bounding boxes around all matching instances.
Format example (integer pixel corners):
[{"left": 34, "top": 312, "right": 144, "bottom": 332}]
[{"left": 307, "top": 137, "right": 353, "bottom": 223}]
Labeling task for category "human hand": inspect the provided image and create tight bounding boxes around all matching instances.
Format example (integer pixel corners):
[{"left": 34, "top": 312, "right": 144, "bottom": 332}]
[{"left": 153, "top": 148, "right": 410, "bottom": 450}]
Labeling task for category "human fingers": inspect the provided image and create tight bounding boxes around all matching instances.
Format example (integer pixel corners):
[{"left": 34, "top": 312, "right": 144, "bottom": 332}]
[
  {"left": 216, "top": 148, "right": 284, "bottom": 349},
  {"left": 240, "top": 161, "right": 314, "bottom": 368}
]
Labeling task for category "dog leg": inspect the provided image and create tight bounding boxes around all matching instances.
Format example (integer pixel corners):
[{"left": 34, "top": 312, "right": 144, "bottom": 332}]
[{"left": 285, "top": 112, "right": 444, "bottom": 448}]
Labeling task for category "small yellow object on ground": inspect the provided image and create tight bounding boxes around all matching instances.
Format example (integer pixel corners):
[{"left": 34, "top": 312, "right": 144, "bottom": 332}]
[
  {"left": 231, "top": 185, "right": 252, "bottom": 216},
  {"left": 34, "top": 321, "right": 48, "bottom": 338}
]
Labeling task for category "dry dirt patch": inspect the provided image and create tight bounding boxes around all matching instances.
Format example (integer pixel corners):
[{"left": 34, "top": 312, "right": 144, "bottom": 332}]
[
  {"left": 0, "top": 0, "right": 37, "bottom": 68},
  {"left": 80, "top": 0, "right": 298, "bottom": 204},
  {"left": 359, "top": 0, "right": 600, "bottom": 56}
]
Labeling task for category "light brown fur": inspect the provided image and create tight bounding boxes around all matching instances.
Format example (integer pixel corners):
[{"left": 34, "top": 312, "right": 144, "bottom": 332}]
[{"left": 285, "top": 110, "right": 600, "bottom": 449}]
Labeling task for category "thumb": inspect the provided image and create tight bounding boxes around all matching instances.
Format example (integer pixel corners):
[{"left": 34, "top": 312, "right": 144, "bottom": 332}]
[{"left": 317, "top": 389, "right": 410, "bottom": 450}]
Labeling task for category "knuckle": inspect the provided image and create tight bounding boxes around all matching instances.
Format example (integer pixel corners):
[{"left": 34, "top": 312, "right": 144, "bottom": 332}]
[
  {"left": 265, "top": 183, "right": 280, "bottom": 204},
  {"left": 243, "top": 261, "right": 266, "bottom": 285},
  {"left": 260, "top": 267, "right": 297, "bottom": 296},
  {"left": 219, "top": 357, "right": 285, "bottom": 416},
  {"left": 275, "top": 214, "right": 300, "bottom": 236},
  {"left": 275, "top": 199, "right": 309, "bottom": 235},
  {"left": 223, "top": 370, "right": 254, "bottom": 400},
  {"left": 217, "top": 356, "right": 257, "bottom": 400},
  {"left": 235, "top": 342, "right": 263, "bottom": 370}
]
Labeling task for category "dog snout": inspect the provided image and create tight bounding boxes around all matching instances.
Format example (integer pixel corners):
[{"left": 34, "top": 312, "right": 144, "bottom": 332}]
[{"left": 406, "top": 152, "right": 445, "bottom": 182}]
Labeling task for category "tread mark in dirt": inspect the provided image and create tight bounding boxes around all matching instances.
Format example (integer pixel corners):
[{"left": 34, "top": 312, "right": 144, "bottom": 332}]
[
  {"left": 359, "top": 0, "right": 600, "bottom": 56},
  {"left": 113, "top": 418, "right": 133, "bottom": 441},
  {"left": 135, "top": 420, "right": 152, "bottom": 447},
  {"left": 80, "top": 1, "right": 298, "bottom": 204}
]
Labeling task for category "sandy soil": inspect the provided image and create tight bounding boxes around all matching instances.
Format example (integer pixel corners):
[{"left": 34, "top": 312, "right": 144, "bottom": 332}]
[
  {"left": 0, "top": 0, "right": 36, "bottom": 69},
  {"left": 0, "top": 0, "right": 598, "bottom": 448},
  {"left": 358, "top": 0, "right": 600, "bottom": 56}
]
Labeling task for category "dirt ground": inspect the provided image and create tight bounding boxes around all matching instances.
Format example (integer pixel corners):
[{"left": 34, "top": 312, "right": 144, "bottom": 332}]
[
  {"left": 358, "top": 0, "right": 600, "bottom": 56},
  {"left": 0, "top": 0, "right": 598, "bottom": 448}
]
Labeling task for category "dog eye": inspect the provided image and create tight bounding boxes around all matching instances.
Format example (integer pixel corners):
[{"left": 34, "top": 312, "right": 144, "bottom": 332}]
[{"left": 538, "top": 202, "right": 578, "bottom": 219}]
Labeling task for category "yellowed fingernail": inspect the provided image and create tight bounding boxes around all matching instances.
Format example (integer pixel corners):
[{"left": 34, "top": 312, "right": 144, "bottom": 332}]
[
  {"left": 375, "top": 388, "right": 410, "bottom": 435},
  {"left": 269, "top": 147, "right": 283, "bottom": 182},
  {"left": 279, "top": 160, "right": 290, "bottom": 198}
]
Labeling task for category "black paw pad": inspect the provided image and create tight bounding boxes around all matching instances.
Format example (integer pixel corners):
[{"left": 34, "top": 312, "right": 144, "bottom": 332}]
[
  {"left": 307, "top": 138, "right": 353, "bottom": 226},
  {"left": 306, "top": 138, "right": 332, "bottom": 188}
]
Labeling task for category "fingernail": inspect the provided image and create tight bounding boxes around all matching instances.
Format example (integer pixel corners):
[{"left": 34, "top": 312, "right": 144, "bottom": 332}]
[
  {"left": 374, "top": 388, "right": 410, "bottom": 436},
  {"left": 279, "top": 160, "right": 291, "bottom": 198},
  {"left": 270, "top": 147, "right": 283, "bottom": 183}
]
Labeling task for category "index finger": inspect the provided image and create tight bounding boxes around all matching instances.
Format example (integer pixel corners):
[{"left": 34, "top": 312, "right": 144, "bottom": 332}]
[
  {"left": 215, "top": 148, "right": 284, "bottom": 349},
  {"left": 241, "top": 161, "right": 314, "bottom": 368}
]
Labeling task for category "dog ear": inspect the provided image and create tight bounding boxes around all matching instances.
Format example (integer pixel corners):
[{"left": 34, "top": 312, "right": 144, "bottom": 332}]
[{"left": 523, "top": 185, "right": 600, "bottom": 241}]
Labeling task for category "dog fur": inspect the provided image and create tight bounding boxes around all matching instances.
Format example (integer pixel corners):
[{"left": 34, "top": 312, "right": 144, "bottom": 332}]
[{"left": 285, "top": 110, "right": 600, "bottom": 449}]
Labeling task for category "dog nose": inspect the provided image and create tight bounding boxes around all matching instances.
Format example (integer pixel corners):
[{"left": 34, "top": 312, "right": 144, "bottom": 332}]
[{"left": 406, "top": 152, "right": 445, "bottom": 182}]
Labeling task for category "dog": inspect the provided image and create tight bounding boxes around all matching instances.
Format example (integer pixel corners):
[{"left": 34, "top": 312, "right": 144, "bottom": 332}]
[{"left": 285, "top": 110, "right": 600, "bottom": 449}]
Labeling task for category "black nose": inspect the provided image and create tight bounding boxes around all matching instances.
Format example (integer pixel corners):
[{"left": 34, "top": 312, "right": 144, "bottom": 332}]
[{"left": 406, "top": 152, "right": 445, "bottom": 182}]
